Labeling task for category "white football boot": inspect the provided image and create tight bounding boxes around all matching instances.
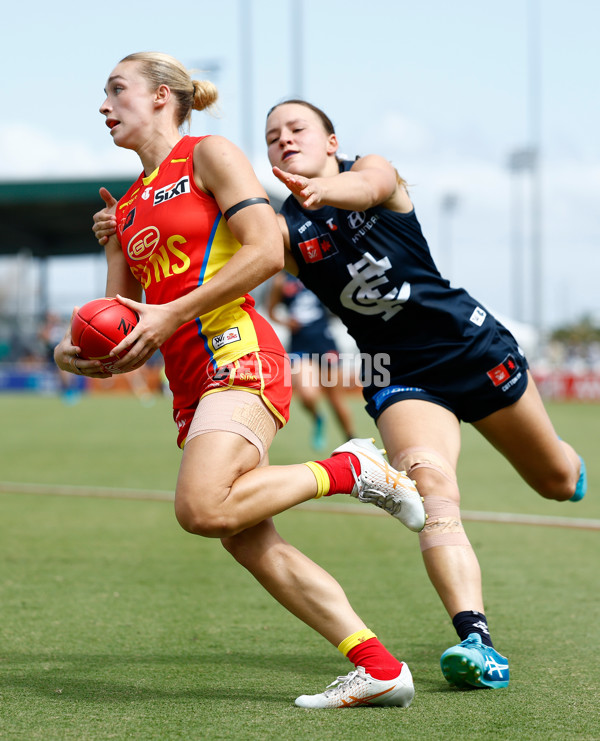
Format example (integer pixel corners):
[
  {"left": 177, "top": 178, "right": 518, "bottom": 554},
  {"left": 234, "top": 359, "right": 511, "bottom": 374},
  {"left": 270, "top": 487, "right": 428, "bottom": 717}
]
[
  {"left": 333, "top": 438, "right": 426, "bottom": 532},
  {"left": 295, "top": 663, "right": 415, "bottom": 709}
]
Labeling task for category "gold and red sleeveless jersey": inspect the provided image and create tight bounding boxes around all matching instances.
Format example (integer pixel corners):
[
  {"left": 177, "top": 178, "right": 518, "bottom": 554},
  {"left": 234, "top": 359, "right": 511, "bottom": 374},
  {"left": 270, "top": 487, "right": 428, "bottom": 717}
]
[{"left": 114, "top": 135, "right": 287, "bottom": 421}]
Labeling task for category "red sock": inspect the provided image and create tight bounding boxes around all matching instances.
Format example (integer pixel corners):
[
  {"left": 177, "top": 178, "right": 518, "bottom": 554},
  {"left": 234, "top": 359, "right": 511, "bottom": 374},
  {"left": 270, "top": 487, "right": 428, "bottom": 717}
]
[
  {"left": 347, "top": 638, "right": 404, "bottom": 680},
  {"left": 315, "top": 453, "right": 361, "bottom": 495}
]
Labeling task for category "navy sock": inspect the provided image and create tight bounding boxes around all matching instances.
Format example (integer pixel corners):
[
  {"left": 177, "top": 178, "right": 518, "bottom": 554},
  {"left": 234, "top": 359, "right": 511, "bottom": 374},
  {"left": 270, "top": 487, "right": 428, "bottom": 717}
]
[{"left": 452, "top": 610, "right": 494, "bottom": 648}]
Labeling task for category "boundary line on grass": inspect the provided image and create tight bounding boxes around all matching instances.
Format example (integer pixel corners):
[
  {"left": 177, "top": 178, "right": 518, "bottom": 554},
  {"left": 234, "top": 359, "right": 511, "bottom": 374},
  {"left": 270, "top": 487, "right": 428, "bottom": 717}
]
[
  {"left": 294, "top": 501, "right": 600, "bottom": 531},
  {"left": 1, "top": 480, "right": 599, "bottom": 531},
  {"left": 0, "top": 481, "right": 173, "bottom": 501}
]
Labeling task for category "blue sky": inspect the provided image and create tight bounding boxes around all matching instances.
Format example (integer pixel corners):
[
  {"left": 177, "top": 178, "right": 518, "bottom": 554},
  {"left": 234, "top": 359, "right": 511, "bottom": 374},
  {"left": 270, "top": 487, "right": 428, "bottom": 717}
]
[{"left": 1, "top": 0, "right": 598, "bottom": 331}]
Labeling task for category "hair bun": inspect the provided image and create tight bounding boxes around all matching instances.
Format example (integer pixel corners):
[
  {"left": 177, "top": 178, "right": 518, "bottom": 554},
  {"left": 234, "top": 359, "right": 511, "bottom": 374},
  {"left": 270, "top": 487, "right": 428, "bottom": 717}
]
[{"left": 191, "top": 79, "right": 219, "bottom": 111}]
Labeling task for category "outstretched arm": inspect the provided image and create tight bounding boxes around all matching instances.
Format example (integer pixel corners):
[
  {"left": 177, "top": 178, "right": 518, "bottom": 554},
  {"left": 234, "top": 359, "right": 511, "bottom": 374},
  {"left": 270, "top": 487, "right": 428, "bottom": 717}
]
[{"left": 272, "top": 154, "right": 401, "bottom": 211}]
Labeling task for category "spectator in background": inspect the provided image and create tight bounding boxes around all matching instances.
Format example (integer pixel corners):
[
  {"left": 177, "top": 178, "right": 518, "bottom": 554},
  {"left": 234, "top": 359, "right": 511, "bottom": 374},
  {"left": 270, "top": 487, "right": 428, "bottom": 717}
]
[{"left": 39, "top": 312, "right": 81, "bottom": 403}]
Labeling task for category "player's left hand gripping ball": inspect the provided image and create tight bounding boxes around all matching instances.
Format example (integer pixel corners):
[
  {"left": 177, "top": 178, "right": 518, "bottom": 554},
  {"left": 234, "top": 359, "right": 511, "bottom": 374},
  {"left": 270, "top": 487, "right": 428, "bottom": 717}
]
[{"left": 71, "top": 297, "right": 138, "bottom": 372}]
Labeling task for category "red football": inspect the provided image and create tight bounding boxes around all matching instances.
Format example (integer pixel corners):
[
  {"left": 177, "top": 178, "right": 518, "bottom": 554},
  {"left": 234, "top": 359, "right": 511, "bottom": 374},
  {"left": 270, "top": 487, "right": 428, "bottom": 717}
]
[{"left": 71, "top": 298, "right": 138, "bottom": 371}]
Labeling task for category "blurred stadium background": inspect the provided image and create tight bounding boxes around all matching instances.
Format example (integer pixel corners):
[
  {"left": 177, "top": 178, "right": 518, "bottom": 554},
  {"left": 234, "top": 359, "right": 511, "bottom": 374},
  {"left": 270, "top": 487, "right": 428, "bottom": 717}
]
[
  {"left": 0, "top": 173, "right": 598, "bottom": 403},
  {"left": 0, "top": 0, "right": 598, "bottom": 402},
  {"left": 0, "top": 5, "right": 597, "bottom": 736}
]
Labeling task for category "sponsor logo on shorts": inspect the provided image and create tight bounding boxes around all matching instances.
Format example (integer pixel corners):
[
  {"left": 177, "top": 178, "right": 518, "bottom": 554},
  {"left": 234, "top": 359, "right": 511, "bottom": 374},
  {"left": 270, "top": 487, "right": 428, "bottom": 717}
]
[
  {"left": 501, "top": 371, "right": 522, "bottom": 392},
  {"left": 153, "top": 176, "right": 190, "bottom": 206},
  {"left": 487, "top": 354, "right": 518, "bottom": 388},
  {"left": 207, "top": 352, "right": 279, "bottom": 388},
  {"left": 212, "top": 327, "right": 241, "bottom": 350},
  {"left": 372, "top": 384, "right": 425, "bottom": 411},
  {"left": 298, "top": 234, "right": 338, "bottom": 263},
  {"left": 470, "top": 307, "right": 487, "bottom": 326},
  {"left": 238, "top": 372, "right": 258, "bottom": 381}
]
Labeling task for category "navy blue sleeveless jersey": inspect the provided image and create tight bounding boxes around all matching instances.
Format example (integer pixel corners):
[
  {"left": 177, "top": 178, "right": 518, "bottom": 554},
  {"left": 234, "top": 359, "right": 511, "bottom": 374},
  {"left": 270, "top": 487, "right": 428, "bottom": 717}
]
[{"left": 280, "top": 159, "right": 529, "bottom": 422}]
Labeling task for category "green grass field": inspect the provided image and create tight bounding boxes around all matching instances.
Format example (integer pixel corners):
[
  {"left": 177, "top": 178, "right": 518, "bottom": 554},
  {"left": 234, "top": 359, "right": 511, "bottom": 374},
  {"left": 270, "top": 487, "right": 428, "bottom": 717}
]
[{"left": 0, "top": 392, "right": 598, "bottom": 740}]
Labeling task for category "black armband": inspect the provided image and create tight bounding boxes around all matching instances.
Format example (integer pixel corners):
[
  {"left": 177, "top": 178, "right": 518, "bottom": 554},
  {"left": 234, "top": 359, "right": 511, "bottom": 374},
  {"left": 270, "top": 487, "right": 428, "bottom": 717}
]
[{"left": 223, "top": 197, "right": 270, "bottom": 221}]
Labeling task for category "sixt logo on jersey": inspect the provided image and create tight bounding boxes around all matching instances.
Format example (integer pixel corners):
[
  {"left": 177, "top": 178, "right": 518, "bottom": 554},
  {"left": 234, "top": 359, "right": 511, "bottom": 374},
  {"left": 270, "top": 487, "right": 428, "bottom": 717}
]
[
  {"left": 153, "top": 176, "right": 190, "bottom": 206},
  {"left": 486, "top": 354, "right": 518, "bottom": 387},
  {"left": 298, "top": 234, "right": 338, "bottom": 263}
]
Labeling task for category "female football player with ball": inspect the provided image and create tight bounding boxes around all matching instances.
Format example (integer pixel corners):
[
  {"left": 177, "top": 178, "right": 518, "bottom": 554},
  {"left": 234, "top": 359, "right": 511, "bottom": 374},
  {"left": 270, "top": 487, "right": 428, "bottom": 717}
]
[
  {"left": 56, "top": 52, "right": 425, "bottom": 709},
  {"left": 262, "top": 99, "right": 587, "bottom": 691}
]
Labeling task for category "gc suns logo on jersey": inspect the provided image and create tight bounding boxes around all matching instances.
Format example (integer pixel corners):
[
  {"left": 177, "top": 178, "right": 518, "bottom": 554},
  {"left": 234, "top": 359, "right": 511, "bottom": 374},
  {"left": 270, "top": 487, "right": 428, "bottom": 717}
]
[
  {"left": 127, "top": 226, "right": 160, "bottom": 261},
  {"left": 153, "top": 177, "right": 190, "bottom": 206}
]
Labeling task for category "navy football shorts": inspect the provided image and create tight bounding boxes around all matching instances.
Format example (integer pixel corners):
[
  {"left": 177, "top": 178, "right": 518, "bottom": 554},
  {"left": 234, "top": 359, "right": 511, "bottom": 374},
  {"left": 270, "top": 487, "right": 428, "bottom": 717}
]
[
  {"left": 363, "top": 325, "right": 530, "bottom": 423},
  {"left": 289, "top": 324, "right": 340, "bottom": 370}
]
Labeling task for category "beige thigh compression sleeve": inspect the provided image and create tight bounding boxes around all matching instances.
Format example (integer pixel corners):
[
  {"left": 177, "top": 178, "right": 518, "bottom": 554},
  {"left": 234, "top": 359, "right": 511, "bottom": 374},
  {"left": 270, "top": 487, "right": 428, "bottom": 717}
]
[
  {"left": 396, "top": 447, "right": 469, "bottom": 552},
  {"left": 186, "top": 390, "right": 278, "bottom": 463}
]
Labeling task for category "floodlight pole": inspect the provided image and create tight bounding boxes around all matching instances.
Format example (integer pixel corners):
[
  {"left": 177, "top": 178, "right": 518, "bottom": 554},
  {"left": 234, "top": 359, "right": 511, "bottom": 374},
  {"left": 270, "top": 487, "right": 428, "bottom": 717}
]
[
  {"left": 440, "top": 193, "right": 459, "bottom": 283},
  {"left": 508, "top": 148, "right": 535, "bottom": 323},
  {"left": 529, "top": 0, "right": 543, "bottom": 336},
  {"left": 240, "top": 0, "right": 254, "bottom": 163},
  {"left": 291, "top": 1, "right": 304, "bottom": 97},
  {"left": 38, "top": 254, "right": 49, "bottom": 322}
]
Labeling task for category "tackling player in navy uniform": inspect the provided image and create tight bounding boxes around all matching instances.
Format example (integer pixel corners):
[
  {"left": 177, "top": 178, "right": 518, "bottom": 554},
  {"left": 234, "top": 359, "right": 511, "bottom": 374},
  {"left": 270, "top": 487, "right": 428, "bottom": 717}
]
[{"left": 265, "top": 99, "right": 587, "bottom": 693}]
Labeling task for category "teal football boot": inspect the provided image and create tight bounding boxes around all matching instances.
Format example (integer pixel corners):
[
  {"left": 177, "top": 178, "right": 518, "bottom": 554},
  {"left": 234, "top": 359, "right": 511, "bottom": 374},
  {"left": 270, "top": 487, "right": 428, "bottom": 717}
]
[{"left": 441, "top": 633, "right": 509, "bottom": 689}]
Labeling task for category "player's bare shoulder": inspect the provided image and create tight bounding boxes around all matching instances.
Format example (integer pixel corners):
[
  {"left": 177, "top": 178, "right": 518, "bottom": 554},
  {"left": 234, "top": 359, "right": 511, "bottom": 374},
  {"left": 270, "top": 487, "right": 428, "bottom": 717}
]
[
  {"left": 193, "top": 135, "right": 247, "bottom": 171},
  {"left": 351, "top": 154, "right": 413, "bottom": 213},
  {"left": 192, "top": 135, "right": 262, "bottom": 197},
  {"left": 385, "top": 182, "right": 413, "bottom": 213}
]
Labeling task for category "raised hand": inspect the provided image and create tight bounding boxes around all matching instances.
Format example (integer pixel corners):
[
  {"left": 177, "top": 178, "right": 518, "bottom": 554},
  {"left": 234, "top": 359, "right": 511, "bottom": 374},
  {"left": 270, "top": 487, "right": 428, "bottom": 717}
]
[
  {"left": 272, "top": 166, "right": 326, "bottom": 209},
  {"left": 92, "top": 187, "right": 118, "bottom": 245}
]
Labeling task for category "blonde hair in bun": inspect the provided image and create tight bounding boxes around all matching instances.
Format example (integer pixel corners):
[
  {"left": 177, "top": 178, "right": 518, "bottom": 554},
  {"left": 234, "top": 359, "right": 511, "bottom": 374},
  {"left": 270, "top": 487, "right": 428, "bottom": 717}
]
[{"left": 120, "top": 51, "right": 219, "bottom": 129}]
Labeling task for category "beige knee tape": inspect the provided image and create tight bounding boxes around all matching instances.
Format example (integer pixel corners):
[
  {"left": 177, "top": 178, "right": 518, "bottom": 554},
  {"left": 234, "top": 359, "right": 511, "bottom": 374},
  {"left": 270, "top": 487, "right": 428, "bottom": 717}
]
[
  {"left": 186, "top": 390, "right": 277, "bottom": 462},
  {"left": 394, "top": 448, "right": 468, "bottom": 551},
  {"left": 396, "top": 447, "right": 457, "bottom": 484},
  {"left": 418, "top": 494, "right": 469, "bottom": 551}
]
